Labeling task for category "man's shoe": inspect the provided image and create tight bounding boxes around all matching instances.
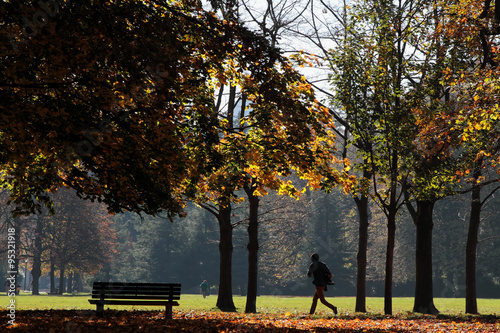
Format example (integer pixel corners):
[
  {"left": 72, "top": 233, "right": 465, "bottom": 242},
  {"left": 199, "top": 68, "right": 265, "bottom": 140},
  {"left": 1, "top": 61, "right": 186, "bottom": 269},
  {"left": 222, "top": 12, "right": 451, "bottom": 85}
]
[{"left": 333, "top": 306, "right": 338, "bottom": 315}]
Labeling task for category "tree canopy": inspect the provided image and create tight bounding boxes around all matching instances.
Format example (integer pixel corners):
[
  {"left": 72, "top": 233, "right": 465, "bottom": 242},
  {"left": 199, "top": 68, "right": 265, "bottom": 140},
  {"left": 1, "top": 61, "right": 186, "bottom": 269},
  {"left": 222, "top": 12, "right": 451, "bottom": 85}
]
[{"left": 1, "top": 0, "right": 349, "bottom": 218}]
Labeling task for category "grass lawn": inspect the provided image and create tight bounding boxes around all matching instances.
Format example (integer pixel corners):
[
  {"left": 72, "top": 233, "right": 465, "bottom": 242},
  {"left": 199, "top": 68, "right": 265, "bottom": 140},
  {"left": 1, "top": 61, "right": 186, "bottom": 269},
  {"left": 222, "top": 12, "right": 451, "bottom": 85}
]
[
  {"left": 2, "top": 293, "right": 500, "bottom": 332},
  {"left": 2, "top": 292, "right": 500, "bottom": 315}
]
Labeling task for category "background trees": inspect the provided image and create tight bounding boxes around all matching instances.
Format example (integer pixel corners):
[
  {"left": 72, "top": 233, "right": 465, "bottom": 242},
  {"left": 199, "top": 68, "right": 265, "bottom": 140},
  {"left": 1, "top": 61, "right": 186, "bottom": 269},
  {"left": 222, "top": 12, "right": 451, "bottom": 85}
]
[
  {"left": 43, "top": 189, "right": 115, "bottom": 294},
  {"left": 25, "top": 189, "right": 114, "bottom": 294},
  {"left": 81, "top": 186, "right": 499, "bottom": 299}
]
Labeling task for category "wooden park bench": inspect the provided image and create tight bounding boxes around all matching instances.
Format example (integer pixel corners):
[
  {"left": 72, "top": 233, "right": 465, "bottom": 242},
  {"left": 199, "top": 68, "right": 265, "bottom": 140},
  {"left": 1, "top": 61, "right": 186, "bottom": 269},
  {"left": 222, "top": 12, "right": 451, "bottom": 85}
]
[{"left": 88, "top": 282, "right": 181, "bottom": 319}]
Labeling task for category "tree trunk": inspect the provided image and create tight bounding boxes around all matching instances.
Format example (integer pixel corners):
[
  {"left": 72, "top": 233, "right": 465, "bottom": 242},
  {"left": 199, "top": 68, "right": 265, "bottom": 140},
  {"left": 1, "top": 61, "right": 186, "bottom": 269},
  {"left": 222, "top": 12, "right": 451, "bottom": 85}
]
[
  {"left": 245, "top": 183, "right": 260, "bottom": 313},
  {"left": 216, "top": 204, "right": 236, "bottom": 312},
  {"left": 466, "top": 169, "right": 482, "bottom": 314},
  {"left": 384, "top": 210, "right": 396, "bottom": 315},
  {"left": 49, "top": 260, "right": 55, "bottom": 294},
  {"left": 384, "top": 150, "right": 400, "bottom": 316},
  {"left": 13, "top": 217, "right": 21, "bottom": 294},
  {"left": 58, "top": 266, "right": 65, "bottom": 295},
  {"left": 74, "top": 273, "right": 83, "bottom": 292},
  {"left": 31, "top": 217, "right": 43, "bottom": 295},
  {"left": 354, "top": 193, "right": 369, "bottom": 313},
  {"left": 66, "top": 272, "right": 73, "bottom": 293},
  {"left": 31, "top": 260, "right": 42, "bottom": 295},
  {"left": 413, "top": 200, "right": 439, "bottom": 314}
]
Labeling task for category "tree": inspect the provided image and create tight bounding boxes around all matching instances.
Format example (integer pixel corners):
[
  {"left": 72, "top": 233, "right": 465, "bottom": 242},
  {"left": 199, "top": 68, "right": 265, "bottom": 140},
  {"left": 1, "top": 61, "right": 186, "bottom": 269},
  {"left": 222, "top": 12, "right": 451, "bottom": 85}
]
[
  {"left": 329, "top": 0, "right": 408, "bottom": 315},
  {"left": 427, "top": 0, "right": 500, "bottom": 313},
  {"left": 0, "top": 192, "right": 25, "bottom": 293},
  {"left": 2, "top": 0, "right": 330, "bottom": 218},
  {"left": 40, "top": 188, "right": 115, "bottom": 294},
  {"left": 176, "top": 0, "right": 354, "bottom": 313},
  {"left": 236, "top": 0, "right": 355, "bottom": 313},
  {"left": 401, "top": 3, "right": 461, "bottom": 313},
  {"left": 199, "top": 198, "right": 239, "bottom": 311},
  {"left": 1, "top": 0, "right": 202, "bottom": 216},
  {"left": 285, "top": 0, "right": 381, "bottom": 312},
  {"left": 328, "top": 0, "right": 494, "bottom": 314}
]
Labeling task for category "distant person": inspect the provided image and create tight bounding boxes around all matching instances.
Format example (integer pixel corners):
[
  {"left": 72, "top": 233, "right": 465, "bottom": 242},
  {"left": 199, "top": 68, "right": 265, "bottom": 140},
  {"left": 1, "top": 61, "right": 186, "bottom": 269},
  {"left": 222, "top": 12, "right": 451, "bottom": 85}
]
[
  {"left": 200, "top": 280, "right": 209, "bottom": 298},
  {"left": 307, "top": 253, "right": 337, "bottom": 315}
]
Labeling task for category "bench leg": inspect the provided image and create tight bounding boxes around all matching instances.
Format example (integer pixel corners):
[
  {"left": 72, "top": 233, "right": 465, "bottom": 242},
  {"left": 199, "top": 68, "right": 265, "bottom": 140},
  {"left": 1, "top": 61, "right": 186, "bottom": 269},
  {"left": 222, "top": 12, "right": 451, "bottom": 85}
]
[
  {"left": 165, "top": 305, "right": 172, "bottom": 320},
  {"left": 96, "top": 303, "right": 104, "bottom": 317}
]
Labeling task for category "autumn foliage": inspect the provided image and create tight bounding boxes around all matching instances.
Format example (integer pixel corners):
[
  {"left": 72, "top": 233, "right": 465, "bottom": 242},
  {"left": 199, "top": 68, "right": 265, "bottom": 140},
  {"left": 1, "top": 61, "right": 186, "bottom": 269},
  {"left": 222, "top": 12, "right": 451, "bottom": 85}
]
[
  {"left": 0, "top": 0, "right": 351, "bottom": 220},
  {"left": 2, "top": 310, "right": 500, "bottom": 332}
]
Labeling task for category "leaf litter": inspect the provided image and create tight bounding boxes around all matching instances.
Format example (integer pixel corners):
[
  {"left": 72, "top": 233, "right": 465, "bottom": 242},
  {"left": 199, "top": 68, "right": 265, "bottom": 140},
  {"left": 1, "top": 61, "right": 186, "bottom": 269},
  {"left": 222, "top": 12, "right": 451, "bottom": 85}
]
[{"left": 1, "top": 310, "right": 500, "bottom": 332}]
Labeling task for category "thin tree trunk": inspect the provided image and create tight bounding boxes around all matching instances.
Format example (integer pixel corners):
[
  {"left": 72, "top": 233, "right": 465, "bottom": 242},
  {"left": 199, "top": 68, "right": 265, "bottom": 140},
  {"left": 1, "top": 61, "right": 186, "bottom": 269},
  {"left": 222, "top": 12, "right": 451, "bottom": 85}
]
[
  {"left": 384, "top": 211, "right": 396, "bottom": 315},
  {"left": 58, "top": 266, "right": 65, "bottom": 295},
  {"left": 9, "top": 217, "right": 21, "bottom": 294},
  {"left": 31, "top": 217, "right": 43, "bottom": 295},
  {"left": 384, "top": 151, "right": 398, "bottom": 316},
  {"left": 354, "top": 193, "right": 369, "bottom": 313},
  {"left": 66, "top": 272, "right": 73, "bottom": 293},
  {"left": 245, "top": 183, "right": 260, "bottom": 313},
  {"left": 216, "top": 204, "right": 236, "bottom": 312},
  {"left": 413, "top": 200, "right": 439, "bottom": 314},
  {"left": 74, "top": 273, "right": 83, "bottom": 292},
  {"left": 49, "top": 260, "right": 55, "bottom": 294},
  {"left": 466, "top": 167, "right": 482, "bottom": 314}
]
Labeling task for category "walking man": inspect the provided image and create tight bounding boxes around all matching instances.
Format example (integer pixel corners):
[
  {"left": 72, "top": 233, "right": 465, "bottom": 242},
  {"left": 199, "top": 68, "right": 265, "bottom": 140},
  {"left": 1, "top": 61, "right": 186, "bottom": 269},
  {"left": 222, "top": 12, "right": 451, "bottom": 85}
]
[
  {"left": 200, "top": 280, "right": 209, "bottom": 298},
  {"left": 307, "top": 253, "right": 338, "bottom": 315}
]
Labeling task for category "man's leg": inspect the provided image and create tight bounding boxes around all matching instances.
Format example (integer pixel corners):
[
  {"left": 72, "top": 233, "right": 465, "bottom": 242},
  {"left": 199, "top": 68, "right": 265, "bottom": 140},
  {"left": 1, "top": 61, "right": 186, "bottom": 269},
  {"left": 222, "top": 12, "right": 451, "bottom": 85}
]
[
  {"left": 309, "top": 289, "right": 320, "bottom": 314},
  {"left": 316, "top": 286, "right": 338, "bottom": 315}
]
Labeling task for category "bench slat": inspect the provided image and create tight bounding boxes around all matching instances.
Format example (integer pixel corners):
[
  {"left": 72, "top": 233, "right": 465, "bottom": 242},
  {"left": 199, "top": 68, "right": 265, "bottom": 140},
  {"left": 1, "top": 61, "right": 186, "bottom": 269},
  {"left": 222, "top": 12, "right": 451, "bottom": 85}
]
[
  {"left": 89, "top": 300, "right": 179, "bottom": 306},
  {"left": 92, "top": 282, "right": 180, "bottom": 287},
  {"left": 91, "top": 290, "right": 180, "bottom": 295},
  {"left": 92, "top": 284, "right": 181, "bottom": 289},
  {"left": 92, "top": 287, "right": 181, "bottom": 291},
  {"left": 93, "top": 286, "right": 178, "bottom": 289},
  {"left": 91, "top": 295, "right": 180, "bottom": 300},
  {"left": 91, "top": 290, "right": 179, "bottom": 294}
]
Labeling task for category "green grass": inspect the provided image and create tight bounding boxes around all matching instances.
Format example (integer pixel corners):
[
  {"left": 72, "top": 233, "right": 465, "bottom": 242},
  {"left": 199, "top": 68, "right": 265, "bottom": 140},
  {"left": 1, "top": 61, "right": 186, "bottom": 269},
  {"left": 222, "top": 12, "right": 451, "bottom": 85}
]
[{"left": 2, "top": 292, "right": 500, "bottom": 315}]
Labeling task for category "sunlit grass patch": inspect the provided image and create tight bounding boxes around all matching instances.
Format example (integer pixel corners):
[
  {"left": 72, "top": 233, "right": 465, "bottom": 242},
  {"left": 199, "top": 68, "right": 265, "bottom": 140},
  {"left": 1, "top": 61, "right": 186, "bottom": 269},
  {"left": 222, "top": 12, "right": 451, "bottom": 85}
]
[{"left": 2, "top": 293, "right": 500, "bottom": 316}]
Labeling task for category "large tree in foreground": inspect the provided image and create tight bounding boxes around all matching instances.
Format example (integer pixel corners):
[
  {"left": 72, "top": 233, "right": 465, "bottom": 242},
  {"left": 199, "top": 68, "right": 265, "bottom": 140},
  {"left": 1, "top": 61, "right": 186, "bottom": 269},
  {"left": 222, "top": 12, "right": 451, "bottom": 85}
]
[
  {"left": 433, "top": 0, "right": 500, "bottom": 313},
  {"left": 1, "top": 0, "right": 227, "bottom": 216},
  {"left": 186, "top": 0, "right": 354, "bottom": 312},
  {"left": 1, "top": 0, "right": 341, "bottom": 219},
  {"left": 0, "top": 0, "right": 354, "bottom": 310}
]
